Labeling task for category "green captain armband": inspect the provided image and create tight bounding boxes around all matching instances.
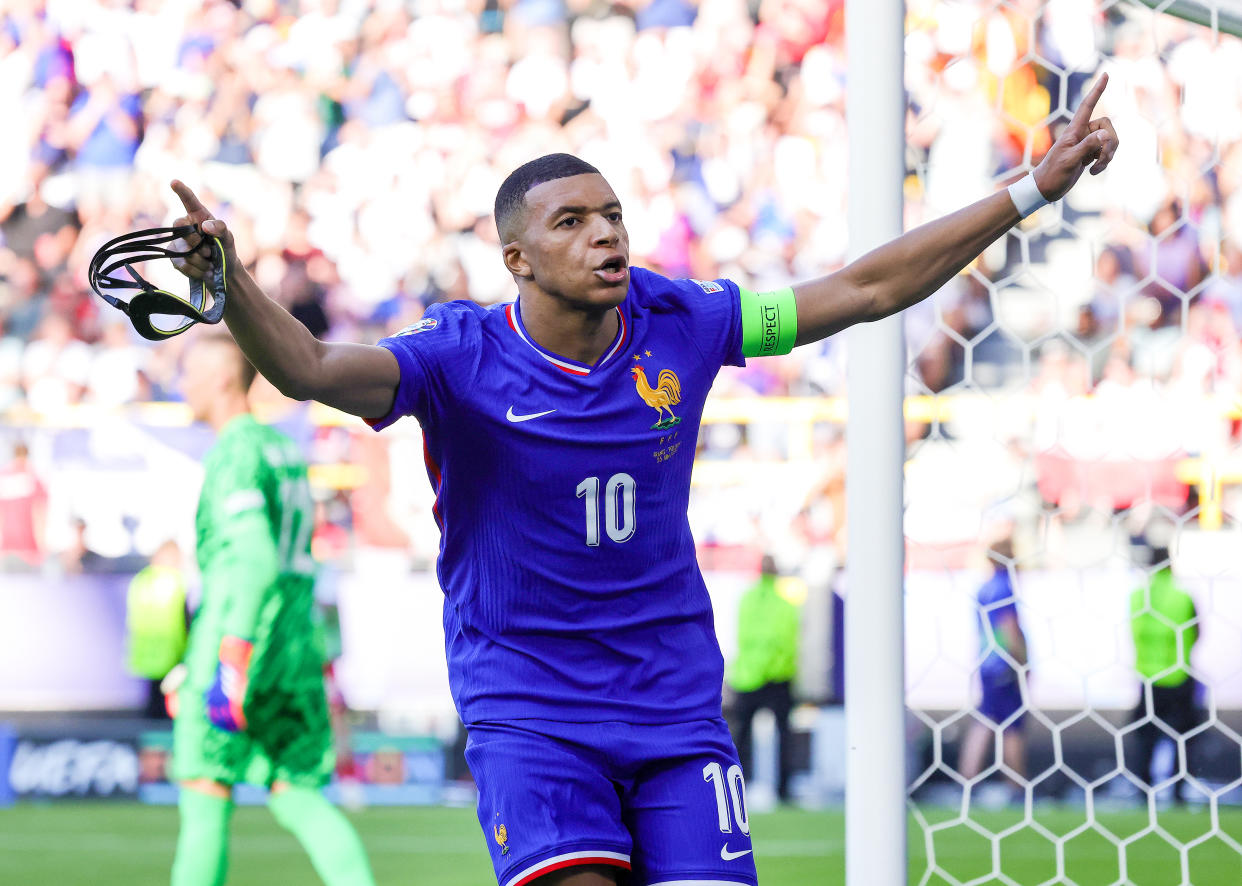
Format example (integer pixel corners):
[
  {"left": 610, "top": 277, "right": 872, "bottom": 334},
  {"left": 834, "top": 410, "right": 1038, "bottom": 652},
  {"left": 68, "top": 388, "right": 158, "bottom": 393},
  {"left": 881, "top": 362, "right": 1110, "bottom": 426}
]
[{"left": 740, "top": 286, "right": 798, "bottom": 357}]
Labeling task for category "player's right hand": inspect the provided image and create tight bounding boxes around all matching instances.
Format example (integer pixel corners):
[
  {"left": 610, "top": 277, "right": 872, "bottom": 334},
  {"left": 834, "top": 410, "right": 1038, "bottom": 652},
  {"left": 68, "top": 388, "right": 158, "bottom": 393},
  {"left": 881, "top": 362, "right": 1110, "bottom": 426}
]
[
  {"left": 168, "top": 179, "right": 238, "bottom": 282},
  {"left": 205, "top": 635, "right": 253, "bottom": 732}
]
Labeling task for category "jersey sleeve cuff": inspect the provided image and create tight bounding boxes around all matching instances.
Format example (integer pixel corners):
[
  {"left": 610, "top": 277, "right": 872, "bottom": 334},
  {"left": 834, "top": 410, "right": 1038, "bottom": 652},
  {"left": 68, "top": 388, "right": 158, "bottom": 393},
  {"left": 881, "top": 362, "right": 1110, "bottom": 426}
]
[{"left": 365, "top": 338, "right": 417, "bottom": 432}]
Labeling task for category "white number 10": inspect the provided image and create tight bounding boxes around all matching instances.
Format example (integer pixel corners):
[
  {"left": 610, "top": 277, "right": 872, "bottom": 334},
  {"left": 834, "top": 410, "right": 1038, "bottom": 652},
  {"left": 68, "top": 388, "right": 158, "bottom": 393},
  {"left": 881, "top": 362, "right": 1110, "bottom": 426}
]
[
  {"left": 575, "top": 473, "right": 636, "bottom": 546},
  {"left": 703, "top": 762, "right": 749, "bottom": 835}
]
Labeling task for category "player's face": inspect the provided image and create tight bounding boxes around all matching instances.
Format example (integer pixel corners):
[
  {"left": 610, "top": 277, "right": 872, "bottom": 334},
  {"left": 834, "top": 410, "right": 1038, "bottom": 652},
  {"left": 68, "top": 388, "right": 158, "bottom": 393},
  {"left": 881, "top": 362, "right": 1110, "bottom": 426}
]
[{"left": 516, "top": 174, "right": 630, "bottom": 309}]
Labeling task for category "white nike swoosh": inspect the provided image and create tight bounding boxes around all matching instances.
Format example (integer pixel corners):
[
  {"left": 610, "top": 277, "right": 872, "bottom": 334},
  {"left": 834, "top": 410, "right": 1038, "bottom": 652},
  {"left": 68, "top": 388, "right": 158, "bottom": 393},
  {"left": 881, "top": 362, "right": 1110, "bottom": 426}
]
[
  {"left": 720, "top": 845, "right": 753, "bottom": 861},
  {"left": 505, "top": 407, "right": 557, "bottom": 423}
]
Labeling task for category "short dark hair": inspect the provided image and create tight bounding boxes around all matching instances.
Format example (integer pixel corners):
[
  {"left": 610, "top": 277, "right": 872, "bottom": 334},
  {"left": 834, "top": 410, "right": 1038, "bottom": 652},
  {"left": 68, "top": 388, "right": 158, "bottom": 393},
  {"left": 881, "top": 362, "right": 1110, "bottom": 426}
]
[{"left": 494, "top": 153, "right": 601, "bottom": 243}]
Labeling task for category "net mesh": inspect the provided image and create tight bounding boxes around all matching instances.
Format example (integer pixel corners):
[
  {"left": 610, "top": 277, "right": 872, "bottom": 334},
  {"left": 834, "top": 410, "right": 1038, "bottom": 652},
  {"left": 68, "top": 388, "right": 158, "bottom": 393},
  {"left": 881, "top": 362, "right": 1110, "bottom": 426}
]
[{"left": 903, "top": 1, "right": 1242, "bottom": 882}]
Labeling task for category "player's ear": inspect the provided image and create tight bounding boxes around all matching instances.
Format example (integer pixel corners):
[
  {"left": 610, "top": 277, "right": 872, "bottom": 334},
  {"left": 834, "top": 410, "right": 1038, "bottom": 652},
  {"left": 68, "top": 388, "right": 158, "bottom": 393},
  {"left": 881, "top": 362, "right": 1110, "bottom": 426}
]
[{"left": 503, "top": 242, "right": 533, "bottom": 279}]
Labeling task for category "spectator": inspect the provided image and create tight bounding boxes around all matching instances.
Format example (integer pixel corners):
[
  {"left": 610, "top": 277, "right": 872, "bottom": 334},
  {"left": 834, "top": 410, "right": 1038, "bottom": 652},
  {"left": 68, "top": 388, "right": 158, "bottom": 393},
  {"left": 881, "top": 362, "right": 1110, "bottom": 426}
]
[
  {"left": 0, "top": 335, "right": 22, "bottom": 412},
  {"left": 958, "top": 535, "right": 1028, "bottom": 805},
  {"left": 1135, "top": 197, "right": 1207, "bottom": 327},
  {"left": 1087, "top": 244, "right": 1138, "bottom": 335},
  {"left": 1126, "top": 522, "right": 1202, "bottom": 805},
  {"left": 0, "top": 441, "right": 46, "bottom": 569},
  {"left": 85, "top": 319, "right": 149, "bottom": 406},
  {"left": 1204, "top": 237, "right": 1242, "bottom": 333},
  {"left": 67, "top": 69, "right": 144, "bottom": 222},
  {"left": 726, "top": 554, "right": 800, "bottom": 804},
  {"left": 60, "top": 516, "right": 126, "bottom": 574},
  {"left": 0, "top": 256, "right": 48, "bottom": 342},
  {"left": 20, "top": 312, "right": 90, "bottom": 412}
]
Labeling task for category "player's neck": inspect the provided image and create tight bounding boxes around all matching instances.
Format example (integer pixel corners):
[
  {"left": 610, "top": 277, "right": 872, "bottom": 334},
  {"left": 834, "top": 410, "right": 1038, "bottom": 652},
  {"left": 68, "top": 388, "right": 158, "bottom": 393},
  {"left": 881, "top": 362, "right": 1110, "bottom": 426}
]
[
  {"left": 516, "top": 293, "right": 619, "bottom": 366},
  {"left": 207, "top": 397, "right": 251, "bottom": 433}
]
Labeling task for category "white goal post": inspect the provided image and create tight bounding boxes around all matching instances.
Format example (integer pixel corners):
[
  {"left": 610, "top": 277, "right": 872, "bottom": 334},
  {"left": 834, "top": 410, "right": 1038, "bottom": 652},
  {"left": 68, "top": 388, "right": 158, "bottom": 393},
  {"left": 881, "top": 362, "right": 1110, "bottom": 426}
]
[{"left": 844, "top": 2, "right": 907, "bottom": 885}]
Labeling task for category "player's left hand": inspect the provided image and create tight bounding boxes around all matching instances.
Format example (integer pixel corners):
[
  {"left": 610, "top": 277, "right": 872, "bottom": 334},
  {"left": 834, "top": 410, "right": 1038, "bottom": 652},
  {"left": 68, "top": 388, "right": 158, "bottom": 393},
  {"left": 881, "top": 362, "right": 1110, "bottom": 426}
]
[
  {"left": 161, "top": 663, "right": 187, "bottom": 719},
  {"left": 1031, "top": 73, "right": 1119, "bottom": 202},
  {"left": 205, "top": 635, "right": 253, "bottom": 732}
]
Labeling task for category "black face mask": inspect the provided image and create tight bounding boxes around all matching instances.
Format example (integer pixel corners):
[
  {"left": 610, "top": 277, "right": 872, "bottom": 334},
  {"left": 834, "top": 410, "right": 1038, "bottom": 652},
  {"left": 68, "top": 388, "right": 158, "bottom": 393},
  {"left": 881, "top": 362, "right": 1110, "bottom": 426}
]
[{"left": 88, "top": 225, "right": 228, "bottom": 341}]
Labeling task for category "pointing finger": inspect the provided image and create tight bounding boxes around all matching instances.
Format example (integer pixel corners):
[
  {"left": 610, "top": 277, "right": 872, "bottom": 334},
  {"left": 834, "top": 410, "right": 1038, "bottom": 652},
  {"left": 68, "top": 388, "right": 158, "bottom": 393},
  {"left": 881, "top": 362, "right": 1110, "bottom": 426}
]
[
  {"left": 1070, "top": 72, "right": 1109, "bottom": 128},
  {"left": 170, "top": 179, "right": 210, "bottom": 218}
]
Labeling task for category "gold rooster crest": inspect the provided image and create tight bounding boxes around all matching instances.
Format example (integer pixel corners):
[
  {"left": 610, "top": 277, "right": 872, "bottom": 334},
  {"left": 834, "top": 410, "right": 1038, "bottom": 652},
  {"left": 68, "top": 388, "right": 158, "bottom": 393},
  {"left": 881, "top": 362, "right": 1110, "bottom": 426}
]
[
  {"left": 631, "top": 363, "right": 682, "bottom": 430},
  {"left": 494, "top": 823, "right": 509, "bottom": 855}
]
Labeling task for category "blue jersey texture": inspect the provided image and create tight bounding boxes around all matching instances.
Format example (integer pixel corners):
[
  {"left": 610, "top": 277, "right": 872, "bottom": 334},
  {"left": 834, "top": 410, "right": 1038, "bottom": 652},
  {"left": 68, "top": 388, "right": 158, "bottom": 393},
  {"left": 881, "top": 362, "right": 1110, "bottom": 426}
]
[
  {"left": 370, "top": 267, "right": 745, "bottom": 725},
  {"left": 976, "top": 568, "right": 1020, "bottom": 684}
]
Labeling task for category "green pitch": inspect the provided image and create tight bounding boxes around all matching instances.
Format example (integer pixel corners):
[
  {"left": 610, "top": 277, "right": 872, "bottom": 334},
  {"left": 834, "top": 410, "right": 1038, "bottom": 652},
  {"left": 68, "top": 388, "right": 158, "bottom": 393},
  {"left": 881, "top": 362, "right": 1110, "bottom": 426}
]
[{"left": 1, "top": 803, "right": 1240, "bottom": 884}]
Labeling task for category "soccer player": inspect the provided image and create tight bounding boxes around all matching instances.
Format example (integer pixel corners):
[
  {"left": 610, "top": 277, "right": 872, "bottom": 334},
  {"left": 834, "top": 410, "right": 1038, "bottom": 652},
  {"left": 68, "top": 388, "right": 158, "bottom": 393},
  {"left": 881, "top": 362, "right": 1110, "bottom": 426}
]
[
  {"left": 958, "top": 535, "right": 1028, "bottom": 804},
  {"left": 166, "top": 331, "right": 375, "bottom": 886},
  {"left": 167, "top": 77, "right": 1117, "bottom": 886}
]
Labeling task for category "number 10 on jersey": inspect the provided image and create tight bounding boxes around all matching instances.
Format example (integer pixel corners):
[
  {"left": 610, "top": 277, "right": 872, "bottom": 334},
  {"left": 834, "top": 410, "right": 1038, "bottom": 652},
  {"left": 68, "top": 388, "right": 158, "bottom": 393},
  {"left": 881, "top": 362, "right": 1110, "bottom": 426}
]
[{"left": 575, "top": 473, "right": 636, "bottom": 546}]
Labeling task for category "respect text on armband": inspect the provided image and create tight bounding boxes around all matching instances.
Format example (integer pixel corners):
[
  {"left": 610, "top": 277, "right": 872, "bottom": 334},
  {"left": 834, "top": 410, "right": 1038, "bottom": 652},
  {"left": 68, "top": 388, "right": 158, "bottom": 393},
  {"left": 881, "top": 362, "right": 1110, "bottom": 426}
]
[{"left": 762, "top": 304, "right": 779, "bottom": 355}]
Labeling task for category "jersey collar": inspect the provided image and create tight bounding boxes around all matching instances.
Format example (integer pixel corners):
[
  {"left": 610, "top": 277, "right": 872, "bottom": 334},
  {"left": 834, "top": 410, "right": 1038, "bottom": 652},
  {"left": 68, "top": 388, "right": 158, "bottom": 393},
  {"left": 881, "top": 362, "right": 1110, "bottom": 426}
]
[
  {"left": 218, "top": 412, "right": 258, "bottom": 438},
  {"left": 504, "top": 300, "right": 629, "bottom": 376}
]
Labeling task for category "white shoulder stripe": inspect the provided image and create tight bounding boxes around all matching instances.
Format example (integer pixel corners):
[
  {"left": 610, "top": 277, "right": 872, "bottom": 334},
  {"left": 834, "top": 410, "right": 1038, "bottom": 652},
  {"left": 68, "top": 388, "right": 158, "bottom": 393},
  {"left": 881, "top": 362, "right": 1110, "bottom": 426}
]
[{"left": 222, "top": 489, "right": 265, "bottom": 517}]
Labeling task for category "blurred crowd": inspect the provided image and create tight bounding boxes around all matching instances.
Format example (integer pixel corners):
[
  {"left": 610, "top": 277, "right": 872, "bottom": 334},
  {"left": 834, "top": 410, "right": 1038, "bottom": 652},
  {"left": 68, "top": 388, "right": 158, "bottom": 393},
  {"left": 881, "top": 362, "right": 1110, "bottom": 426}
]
[
  {"left": 3, "top": 0, "right": 1241, "bottom": 400},
  {"left": 903, "top": 0, "right": 1242, "bottom": 398},
  {"left": 3, "top": 0, "right": 1242, "bottom": 569},
  {"left": 0, "top": 0, "right": 850, "bottom": 415}
]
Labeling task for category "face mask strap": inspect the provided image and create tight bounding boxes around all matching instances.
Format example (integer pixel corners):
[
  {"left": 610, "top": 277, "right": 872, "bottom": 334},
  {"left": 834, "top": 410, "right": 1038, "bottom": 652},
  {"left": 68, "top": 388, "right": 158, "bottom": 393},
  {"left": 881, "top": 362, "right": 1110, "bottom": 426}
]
[{"left": 88, "top": 225, "right": 228, "bottom": 341}]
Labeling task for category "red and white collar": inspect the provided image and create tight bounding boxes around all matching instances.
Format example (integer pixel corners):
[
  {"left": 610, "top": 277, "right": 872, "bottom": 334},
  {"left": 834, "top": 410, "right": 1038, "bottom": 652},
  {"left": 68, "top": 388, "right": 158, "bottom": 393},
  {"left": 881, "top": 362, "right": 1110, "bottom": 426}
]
[{"left": 504, "top": 301, "right": 629, "bottom": 376}]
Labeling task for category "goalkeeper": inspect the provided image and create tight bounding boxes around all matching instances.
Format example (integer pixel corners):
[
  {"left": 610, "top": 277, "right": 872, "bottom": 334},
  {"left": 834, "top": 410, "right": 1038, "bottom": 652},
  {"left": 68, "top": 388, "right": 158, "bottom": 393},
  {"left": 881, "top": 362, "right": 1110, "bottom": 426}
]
[{"left": 166, "top": 331, "right": 374, "bottom": 886}]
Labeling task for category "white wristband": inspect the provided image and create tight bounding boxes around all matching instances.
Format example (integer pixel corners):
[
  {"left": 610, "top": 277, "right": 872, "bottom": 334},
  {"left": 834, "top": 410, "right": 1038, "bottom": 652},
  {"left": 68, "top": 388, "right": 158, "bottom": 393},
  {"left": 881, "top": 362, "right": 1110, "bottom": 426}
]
[{"left": 1008, "top": 173, "right": 1049, "bottom": 218}]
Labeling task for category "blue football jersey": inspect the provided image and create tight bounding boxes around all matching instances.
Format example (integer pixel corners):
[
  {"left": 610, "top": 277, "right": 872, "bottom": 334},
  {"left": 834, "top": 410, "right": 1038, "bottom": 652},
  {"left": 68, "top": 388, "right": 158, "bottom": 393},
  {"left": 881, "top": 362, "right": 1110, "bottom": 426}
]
[
  {"left": 370, "top": 267, "right": 745, "bottom": 724},
  {"left": 976, "top": 568, "right": 1020, "bottom": 684}
]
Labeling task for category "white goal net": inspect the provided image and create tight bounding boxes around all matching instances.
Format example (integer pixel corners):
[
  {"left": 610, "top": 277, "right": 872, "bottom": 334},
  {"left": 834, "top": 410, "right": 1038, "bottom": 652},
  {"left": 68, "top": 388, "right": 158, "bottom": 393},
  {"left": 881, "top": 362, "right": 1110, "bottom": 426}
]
[{"left": 901, "top": 1, "right": 1242, "bottom": 883}]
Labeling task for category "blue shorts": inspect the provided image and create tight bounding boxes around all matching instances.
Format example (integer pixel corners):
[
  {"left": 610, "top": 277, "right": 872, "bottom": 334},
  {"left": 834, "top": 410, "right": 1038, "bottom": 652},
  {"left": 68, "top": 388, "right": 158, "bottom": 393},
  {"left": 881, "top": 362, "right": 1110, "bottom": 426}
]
[
  {"left": 979, "top": 679, "right": 1025, "bottom": 731},
  {"left": 465, "top": 717, "right": 758, "bottom": 886}
]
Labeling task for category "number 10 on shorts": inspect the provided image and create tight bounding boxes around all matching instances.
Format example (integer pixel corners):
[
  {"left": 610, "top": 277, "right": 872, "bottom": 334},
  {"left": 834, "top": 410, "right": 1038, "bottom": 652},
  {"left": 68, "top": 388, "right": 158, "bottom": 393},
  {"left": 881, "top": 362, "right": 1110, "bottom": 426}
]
[{"left": 703, "top": 761, "right": 750, "bottom": 835}]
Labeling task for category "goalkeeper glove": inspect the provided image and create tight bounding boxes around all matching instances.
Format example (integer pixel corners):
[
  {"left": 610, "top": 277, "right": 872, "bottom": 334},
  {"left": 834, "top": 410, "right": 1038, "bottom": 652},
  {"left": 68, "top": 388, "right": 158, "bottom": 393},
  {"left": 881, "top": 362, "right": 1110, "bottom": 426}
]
[
  {"left": 205, "top": 635, "right": 253, "bottom": 731},
  {"left": 160, "top": 663, "right": 187, "bottom": 719}
]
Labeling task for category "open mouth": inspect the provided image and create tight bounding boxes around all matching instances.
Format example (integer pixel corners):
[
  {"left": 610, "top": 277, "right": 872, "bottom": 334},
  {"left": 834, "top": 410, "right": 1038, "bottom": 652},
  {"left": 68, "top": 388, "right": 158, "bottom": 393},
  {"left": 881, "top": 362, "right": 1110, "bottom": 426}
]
[{"left": 595, "top": 257, "right": 628, "bottom": 283}]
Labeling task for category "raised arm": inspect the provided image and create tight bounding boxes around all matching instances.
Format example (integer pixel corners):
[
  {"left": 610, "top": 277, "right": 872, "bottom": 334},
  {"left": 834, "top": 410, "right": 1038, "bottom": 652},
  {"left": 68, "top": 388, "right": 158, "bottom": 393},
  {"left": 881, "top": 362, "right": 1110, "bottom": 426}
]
[
  {"left": 792, "top": 74, "right": 1119, "bottom": 345},
  {"left": 168, "top": 180, "right": 400, "bottom": 419}
]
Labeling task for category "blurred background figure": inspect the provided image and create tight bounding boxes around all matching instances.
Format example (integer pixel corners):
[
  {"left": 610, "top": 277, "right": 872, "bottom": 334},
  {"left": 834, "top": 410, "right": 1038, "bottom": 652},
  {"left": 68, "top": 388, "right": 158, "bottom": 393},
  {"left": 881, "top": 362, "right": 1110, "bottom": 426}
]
[
  {"left": 727, "top": 553, "right": 800, "bottom": 805},
  {"left": 168, "top": 331, "right": 374, "bottom": 886},
  {"left": 958, "top": 534, "right": 1028, "bottom": 806},
  {"left": 59, "top": 514, "right": 136, "bottom": 574},
  {"left": 125, "top": 538, "right": 188, "bottom": 721},
  {"left": 0, "top": 441, "right": 46, "bottom": 570},
  {"left": 1126, "top": 520, "right": 1202, "bottom": 805}
]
